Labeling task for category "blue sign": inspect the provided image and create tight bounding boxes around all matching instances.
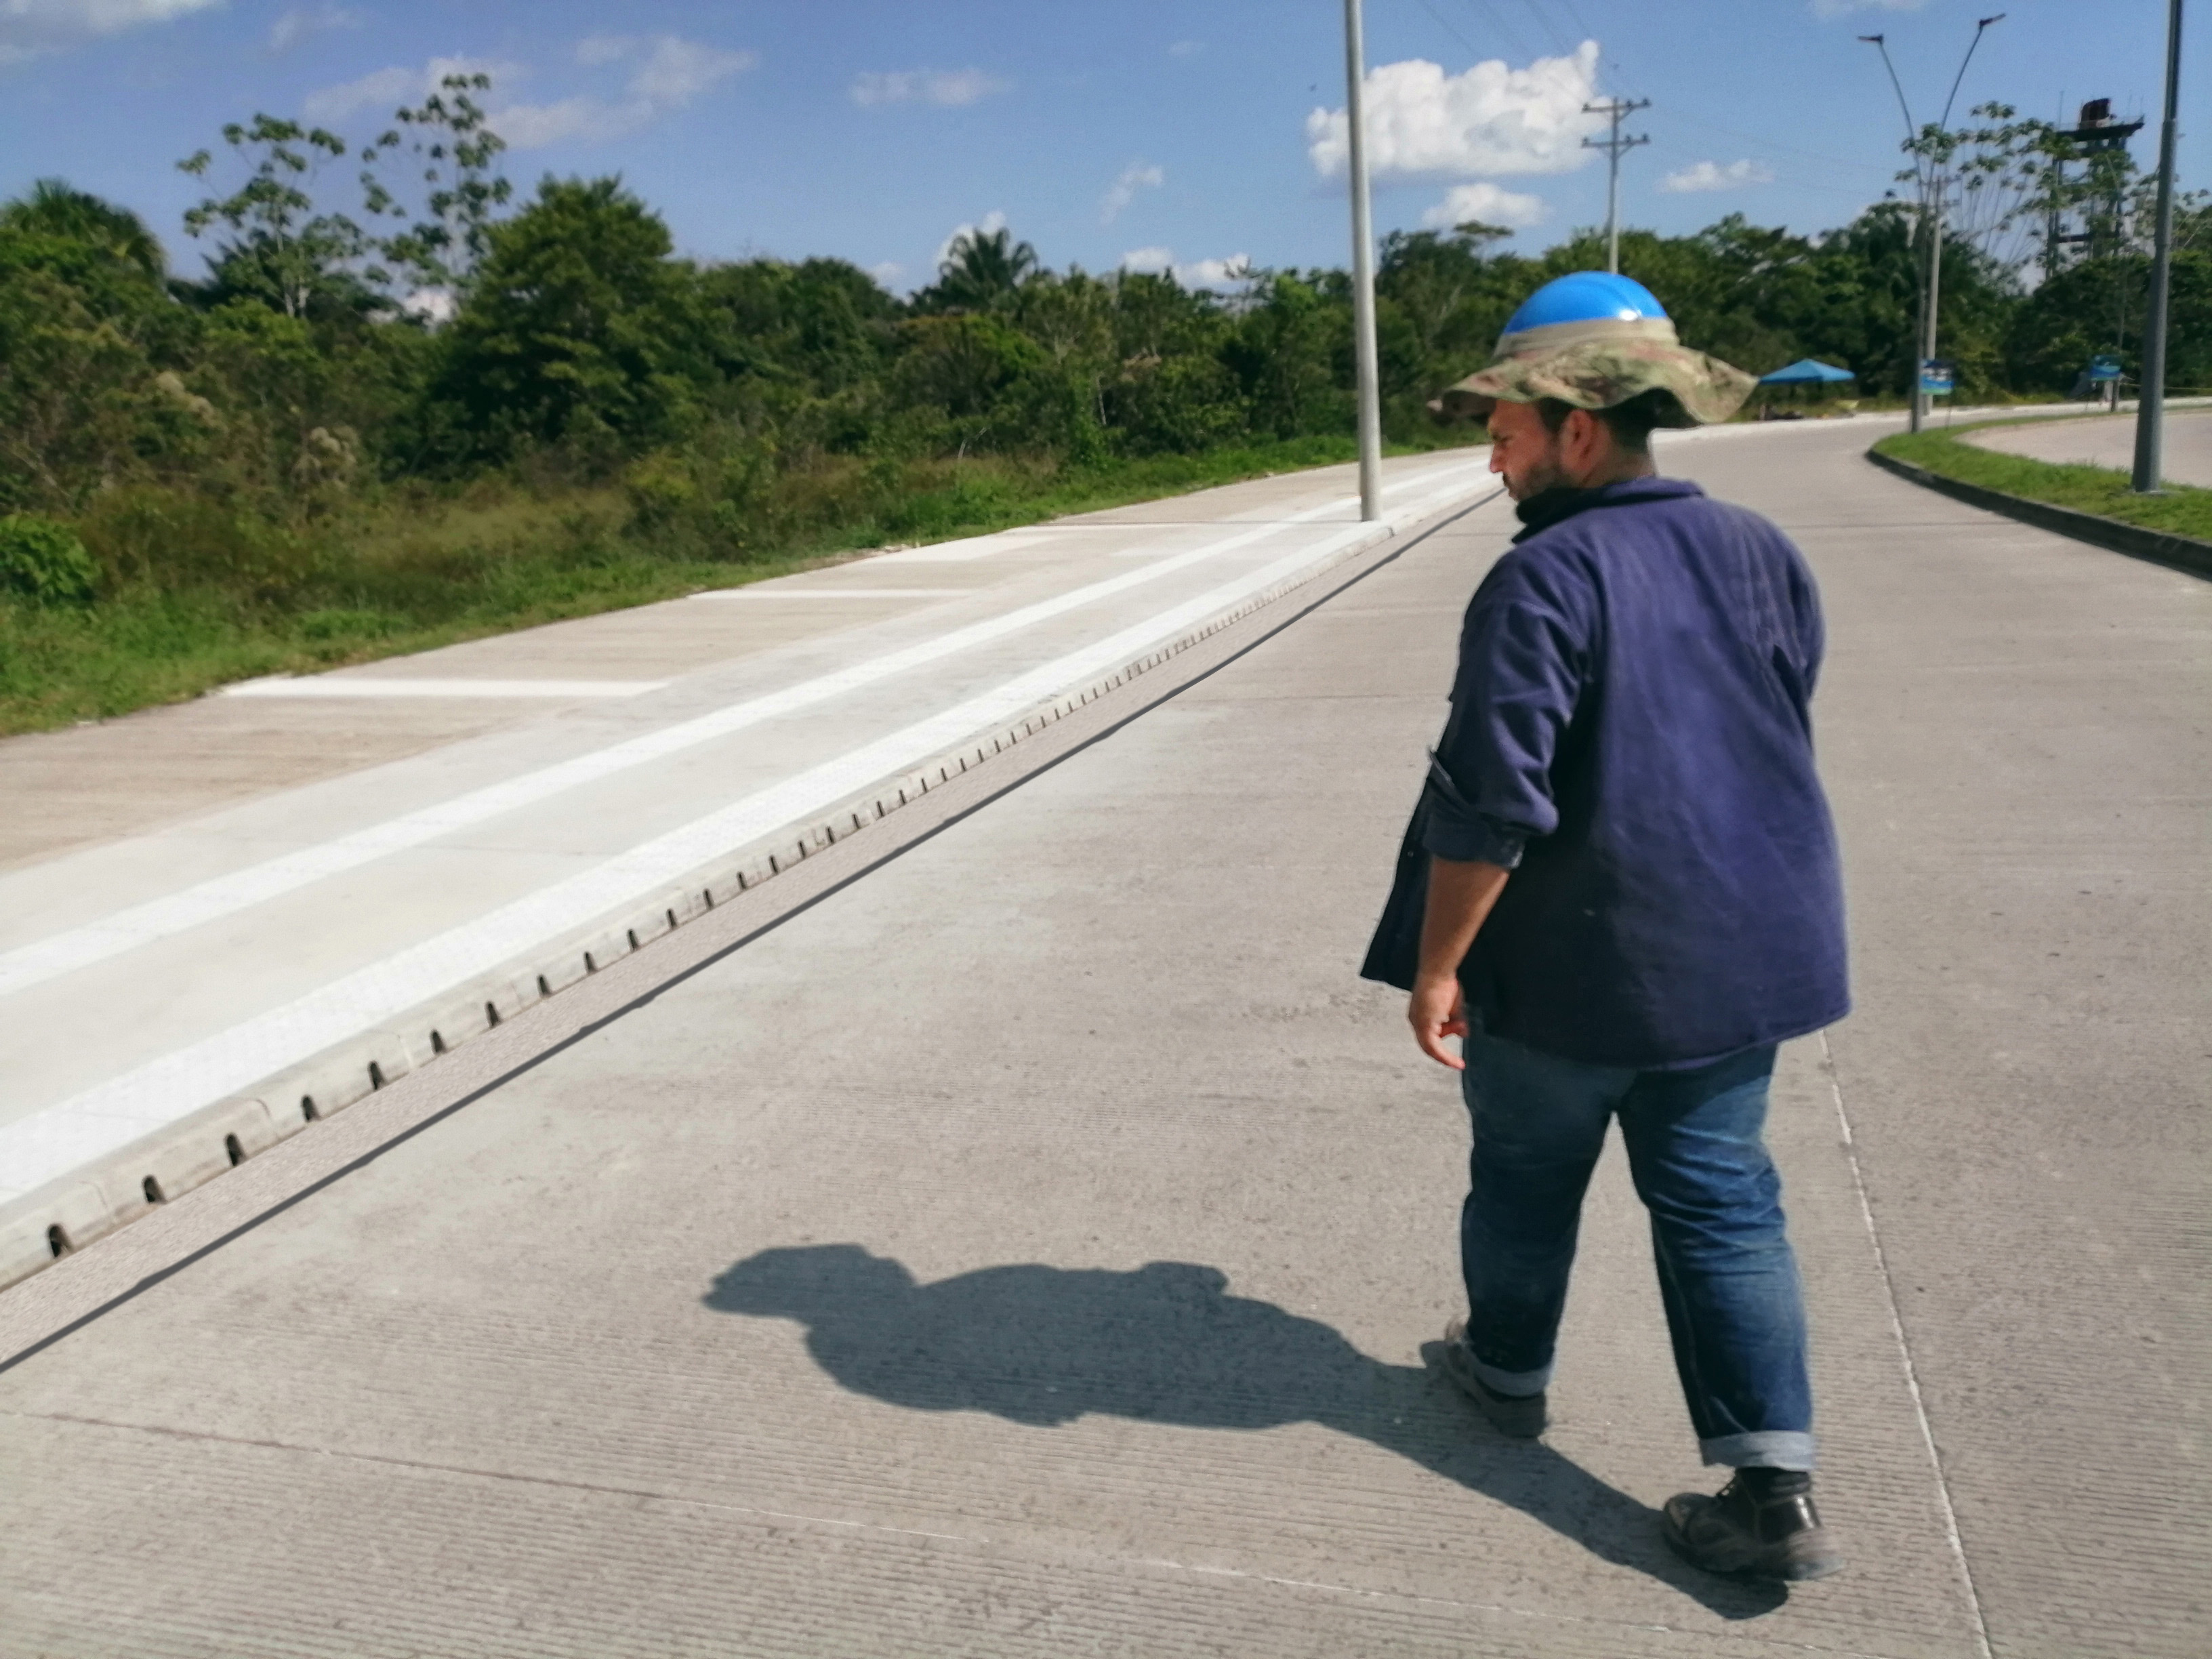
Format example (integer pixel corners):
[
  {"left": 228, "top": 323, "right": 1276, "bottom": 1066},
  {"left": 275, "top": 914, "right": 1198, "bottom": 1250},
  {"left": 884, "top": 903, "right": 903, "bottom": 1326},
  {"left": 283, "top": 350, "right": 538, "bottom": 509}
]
[
  {"left": 1919, "top": 359, "right": 1956, "bottom": 396},
  {"left": 2088, "top": 354, "right": 2123, "bottom": 383}
]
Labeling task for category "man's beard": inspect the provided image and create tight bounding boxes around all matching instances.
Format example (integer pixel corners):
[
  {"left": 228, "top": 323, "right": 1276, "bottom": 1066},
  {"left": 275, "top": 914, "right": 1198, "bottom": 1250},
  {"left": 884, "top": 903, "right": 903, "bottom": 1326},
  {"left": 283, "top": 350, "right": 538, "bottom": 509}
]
[{"left": 1501, "top": 451, "right": 1569, "bottom": 501}]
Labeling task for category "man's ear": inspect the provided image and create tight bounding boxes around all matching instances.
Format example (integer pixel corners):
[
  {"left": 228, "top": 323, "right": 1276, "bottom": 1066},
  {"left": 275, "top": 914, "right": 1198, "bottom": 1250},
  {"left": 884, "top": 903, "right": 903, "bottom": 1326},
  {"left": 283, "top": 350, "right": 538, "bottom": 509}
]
[{"left": 1560, "top": 406, "right": 1599, "bottom": 463}]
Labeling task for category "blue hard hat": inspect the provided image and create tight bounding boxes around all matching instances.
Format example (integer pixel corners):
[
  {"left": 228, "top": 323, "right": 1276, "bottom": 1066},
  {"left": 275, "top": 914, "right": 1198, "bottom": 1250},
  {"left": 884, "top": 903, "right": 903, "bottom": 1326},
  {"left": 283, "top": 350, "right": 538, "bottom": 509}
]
[{"left": 1503, "top": 271, "right": 1668, "bottom": 336}]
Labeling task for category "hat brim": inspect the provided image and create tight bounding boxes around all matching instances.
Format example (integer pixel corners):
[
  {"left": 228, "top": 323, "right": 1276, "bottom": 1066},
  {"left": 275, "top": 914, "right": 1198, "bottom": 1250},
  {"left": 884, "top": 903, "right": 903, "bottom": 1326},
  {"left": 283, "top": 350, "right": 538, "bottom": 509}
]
[{"left": 1429, "top": 337, "right": 1757, "bottom": 428}]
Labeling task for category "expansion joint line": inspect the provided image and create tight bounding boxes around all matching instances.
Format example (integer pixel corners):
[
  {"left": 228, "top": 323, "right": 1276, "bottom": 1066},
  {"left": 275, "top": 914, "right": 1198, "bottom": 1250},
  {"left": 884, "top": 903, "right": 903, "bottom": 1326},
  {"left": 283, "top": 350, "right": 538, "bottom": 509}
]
[{"left": 1818, "top": 1031, "right": 1994, "bottom": 1659}]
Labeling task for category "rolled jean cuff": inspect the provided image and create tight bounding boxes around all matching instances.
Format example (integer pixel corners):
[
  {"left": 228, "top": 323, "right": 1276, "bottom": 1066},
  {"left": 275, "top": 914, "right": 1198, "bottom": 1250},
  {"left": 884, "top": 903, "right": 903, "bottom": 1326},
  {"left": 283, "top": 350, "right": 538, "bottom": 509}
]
[
  {"left": 1468, "top": 1350, "right": 1552, "bottom": 1397},
  {"left": 1700, "top": 1431, "right": 1817, "bottom": 1472}
]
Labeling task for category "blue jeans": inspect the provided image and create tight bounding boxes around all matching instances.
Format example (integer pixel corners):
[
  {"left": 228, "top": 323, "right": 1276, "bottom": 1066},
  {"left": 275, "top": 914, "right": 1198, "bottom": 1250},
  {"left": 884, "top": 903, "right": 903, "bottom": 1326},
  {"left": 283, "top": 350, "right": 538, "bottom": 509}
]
[{"left": 1458, "top": 1027, "right": 1816, "bottom": 1470}]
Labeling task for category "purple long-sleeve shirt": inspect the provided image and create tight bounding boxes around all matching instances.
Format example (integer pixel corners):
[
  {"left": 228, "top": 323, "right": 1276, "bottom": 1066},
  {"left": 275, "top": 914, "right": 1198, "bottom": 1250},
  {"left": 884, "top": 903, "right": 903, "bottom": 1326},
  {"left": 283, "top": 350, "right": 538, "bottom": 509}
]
[{"left": 1422, "top": 476, "right": 1849, "bottom": 1069}]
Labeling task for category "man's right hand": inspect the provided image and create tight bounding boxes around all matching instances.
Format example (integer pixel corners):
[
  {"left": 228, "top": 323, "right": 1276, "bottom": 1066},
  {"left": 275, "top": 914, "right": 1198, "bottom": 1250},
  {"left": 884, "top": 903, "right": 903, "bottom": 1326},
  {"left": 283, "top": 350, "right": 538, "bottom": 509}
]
[
  {"left": 1410, "top": 855, "right": 1511, "bottom": 1070},
  {"left": 1409, "top": 972, "right": 1469, "bottom": 1069}
]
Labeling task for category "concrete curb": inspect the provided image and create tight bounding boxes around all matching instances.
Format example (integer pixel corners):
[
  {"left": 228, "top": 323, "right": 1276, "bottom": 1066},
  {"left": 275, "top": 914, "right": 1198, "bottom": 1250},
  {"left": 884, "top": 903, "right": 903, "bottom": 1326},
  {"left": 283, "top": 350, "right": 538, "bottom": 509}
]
[
  {"left": 1866, "top": 447, "right": 2212, "bottom": 581},
  {"left": 0, "top": 488, "right": 1502, "bottom": 1294}
]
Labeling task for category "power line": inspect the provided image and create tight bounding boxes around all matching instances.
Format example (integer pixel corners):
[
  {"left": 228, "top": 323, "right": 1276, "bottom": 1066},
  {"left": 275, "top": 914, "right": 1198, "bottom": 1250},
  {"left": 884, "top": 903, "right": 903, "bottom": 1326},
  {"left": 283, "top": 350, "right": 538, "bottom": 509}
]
[
  {"left": 1450, "top": 0, "right": 1536, "bottom": 62},
  {"left": 1517, "top": 0, "right": 1578, "bottom": 57},
  {"left": 1549, "top": 0, "right": 1598, "bottom": 43},
  {"left": 1662, "top": 108, "right": 1893, "bottom": 178},
  {"left": 1413, "top": 0, "right": 1499, "bottom": 63}
]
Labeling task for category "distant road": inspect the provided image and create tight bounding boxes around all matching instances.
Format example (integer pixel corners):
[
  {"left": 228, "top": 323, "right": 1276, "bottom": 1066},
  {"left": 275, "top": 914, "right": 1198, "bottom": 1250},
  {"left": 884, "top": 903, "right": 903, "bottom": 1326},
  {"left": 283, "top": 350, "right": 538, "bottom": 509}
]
[{"left": 1963, "top": 407, "right": 2212, "bottom": 487}]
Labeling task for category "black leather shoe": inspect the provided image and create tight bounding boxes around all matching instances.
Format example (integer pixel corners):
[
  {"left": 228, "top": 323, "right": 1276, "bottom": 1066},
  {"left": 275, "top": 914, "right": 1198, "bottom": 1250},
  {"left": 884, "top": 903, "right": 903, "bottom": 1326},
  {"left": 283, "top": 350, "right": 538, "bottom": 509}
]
[
  {"left": 1663, "top": 1472, "right": 1845, "bottom": 1582},
  {"left": 1435, "top": 1319, "right": 1547, "bottom": 1439}
]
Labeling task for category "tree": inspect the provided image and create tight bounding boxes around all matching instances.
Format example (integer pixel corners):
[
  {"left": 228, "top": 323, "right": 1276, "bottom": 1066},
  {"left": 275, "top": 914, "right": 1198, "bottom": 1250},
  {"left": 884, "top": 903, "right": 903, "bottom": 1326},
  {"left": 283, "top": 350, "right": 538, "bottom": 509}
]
[
  {"left": 178, "top": 116, "right": 376, "bottom": 319},
  {"left": 0, "top": 179, "right": 165, "bottom": 282},
  {"left": 1222, "top": 271, "right": 1351, "bottom": 438},
  {"left": 358, "top": 74, "right": 514, "bottom": 295},
  {"left": 432, "top": 176, "right": 710, "bottom": 457},
  {"left": 916, "top": 225, "right": 1038, "bottom": 313}
]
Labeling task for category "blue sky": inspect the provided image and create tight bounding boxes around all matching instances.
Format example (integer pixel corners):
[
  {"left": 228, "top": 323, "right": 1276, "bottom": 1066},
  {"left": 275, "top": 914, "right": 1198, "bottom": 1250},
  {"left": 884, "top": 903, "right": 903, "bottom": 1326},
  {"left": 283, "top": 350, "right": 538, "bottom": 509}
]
[{"left": 0, "top": 0, "right": 2200, "bottom": 293}]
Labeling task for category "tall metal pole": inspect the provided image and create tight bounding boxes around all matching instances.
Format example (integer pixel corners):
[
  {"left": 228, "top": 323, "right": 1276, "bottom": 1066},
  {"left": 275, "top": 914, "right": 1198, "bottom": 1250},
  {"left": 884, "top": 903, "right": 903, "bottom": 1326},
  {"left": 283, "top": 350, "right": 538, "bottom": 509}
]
[
  {"left": 1922, "top": 173, "right": 1944, "bottom": 430},
  {"left": 1582, "top": 98, "right": 1650, "bottom": 274},
  {"left": 1860, "top": 33, "right": 1926, "bottom": 430},
  {"left": 2133, "top": 0, "right": 2185, "bottom": 494},
  {"left": 1861, "top": 18, "right": 2001, "bottom": 434},
  {"left": 1343, "top": 0, "right": 1382, "bottom": 522}
]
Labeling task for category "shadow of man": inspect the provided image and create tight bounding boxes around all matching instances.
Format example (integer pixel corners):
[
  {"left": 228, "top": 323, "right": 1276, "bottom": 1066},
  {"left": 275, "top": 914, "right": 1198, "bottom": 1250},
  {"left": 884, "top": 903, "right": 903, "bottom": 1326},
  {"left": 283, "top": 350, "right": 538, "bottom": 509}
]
[{"left": 704, "top": 1244, "right": 1782, "bottom": 1619}]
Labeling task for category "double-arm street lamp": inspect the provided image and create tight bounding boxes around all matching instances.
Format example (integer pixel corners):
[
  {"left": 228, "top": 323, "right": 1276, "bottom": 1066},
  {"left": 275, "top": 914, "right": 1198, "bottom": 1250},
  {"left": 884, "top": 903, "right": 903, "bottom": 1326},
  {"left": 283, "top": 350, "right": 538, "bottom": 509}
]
[{"left": 1860, "top": 16, "right": 2005, "bottom": 433}]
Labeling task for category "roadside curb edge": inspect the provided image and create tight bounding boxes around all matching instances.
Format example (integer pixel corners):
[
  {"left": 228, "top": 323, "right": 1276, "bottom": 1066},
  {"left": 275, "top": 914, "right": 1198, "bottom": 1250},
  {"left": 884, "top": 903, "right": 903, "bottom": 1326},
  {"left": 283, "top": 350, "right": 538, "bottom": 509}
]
[{"left": 1865, "top": 447, "right": 2212, "bottom": 581}]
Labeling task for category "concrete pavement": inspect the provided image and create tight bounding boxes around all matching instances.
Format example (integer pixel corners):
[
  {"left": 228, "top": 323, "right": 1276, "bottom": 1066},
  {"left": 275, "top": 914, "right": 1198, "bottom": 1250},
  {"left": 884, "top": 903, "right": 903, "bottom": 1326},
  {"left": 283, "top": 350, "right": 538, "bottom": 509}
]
[
  {"left": 1963, "top": 407, "right": 2212, "bottom": 485},
  {"left": 0, "top": 417, "right": 2203, "bottom": 1655},
  {"left": 0, "top": 453, "right": 1496, "bottom": 1278}
]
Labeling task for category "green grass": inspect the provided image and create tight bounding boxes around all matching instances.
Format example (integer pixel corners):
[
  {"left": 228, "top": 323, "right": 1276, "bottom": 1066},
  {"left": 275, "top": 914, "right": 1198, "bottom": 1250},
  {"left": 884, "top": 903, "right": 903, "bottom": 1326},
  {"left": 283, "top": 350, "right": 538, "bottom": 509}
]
[
  {"left": 0, "top": 431, "right": 1482, "bottom": 737},
  {"left": 1874, "top": 419, "right": 2212, "bottom": 544}
]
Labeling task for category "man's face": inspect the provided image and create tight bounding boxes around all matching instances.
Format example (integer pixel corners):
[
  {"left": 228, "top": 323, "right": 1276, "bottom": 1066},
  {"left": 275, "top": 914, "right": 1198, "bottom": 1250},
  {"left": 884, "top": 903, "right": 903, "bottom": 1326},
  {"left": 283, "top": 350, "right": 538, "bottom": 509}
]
[{"left": 1484, "top": 399, "right": 1571, "bottom": 501}]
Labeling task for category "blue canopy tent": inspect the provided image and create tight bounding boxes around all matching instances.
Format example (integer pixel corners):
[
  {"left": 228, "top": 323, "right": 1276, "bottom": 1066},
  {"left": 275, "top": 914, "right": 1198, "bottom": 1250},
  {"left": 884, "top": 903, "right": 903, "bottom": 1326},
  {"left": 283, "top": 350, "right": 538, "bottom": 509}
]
[
  {"left": 1759, "top": 359, "right": 1856, "bottom": 386},
  {"left": 1755, "top": 359, "right": 1856, "bottom": 418}
]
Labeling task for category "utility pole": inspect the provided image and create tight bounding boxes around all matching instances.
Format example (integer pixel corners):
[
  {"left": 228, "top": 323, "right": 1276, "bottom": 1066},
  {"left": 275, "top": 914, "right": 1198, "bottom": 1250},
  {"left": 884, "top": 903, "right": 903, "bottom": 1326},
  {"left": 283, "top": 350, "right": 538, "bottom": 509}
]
[
  {"left": 2133, "top": 0, "right": 2185, "bottom": 495},
  {"left": 1343, "top": 0, "right": 1382, "bottom": 521},
  {"left": 1860, "top": 16, "right": 2003, "bottom": 433},
  {"left": 1581, "top": 98, "right": 1650, "bottom": 274}
]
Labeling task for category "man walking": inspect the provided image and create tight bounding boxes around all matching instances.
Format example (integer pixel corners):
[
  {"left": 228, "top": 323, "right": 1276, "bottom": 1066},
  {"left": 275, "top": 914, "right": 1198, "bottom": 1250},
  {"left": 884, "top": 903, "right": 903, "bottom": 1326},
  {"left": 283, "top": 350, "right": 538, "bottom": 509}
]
[{"left": 1364, "top": 272, "right": 1849, "bottom": 1582}]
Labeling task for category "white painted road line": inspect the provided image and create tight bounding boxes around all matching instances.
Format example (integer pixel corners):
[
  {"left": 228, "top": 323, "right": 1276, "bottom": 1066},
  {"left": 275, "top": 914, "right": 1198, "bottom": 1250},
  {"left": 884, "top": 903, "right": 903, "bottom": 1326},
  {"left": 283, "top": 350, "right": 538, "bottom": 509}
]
[
  {"left": 688, "top": 588, "right": 972, "bottom": 600},
  {"left": 0, "top": 461, "right": 1488, "bottom": 1004},
  {"left": 0, "top": 493, "right": 1483, "bottom": 1201},
  {"left": 222, "top": 678, "right": 670, "bottom": 699}
]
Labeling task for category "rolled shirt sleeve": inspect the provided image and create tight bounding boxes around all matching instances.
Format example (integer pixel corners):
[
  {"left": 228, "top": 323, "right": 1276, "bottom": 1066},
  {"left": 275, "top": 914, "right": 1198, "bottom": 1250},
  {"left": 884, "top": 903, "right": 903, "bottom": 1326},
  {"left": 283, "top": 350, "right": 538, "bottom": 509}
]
[{"left": 1418, "top": 553, "right": 1594, "bottom": 869}]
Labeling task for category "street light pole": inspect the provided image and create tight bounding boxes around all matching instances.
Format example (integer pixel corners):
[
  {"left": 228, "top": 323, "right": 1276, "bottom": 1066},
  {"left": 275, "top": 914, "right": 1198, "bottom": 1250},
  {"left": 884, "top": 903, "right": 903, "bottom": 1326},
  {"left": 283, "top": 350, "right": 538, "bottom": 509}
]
[
  {"left": 1343, "top": 0, "right": 1382, "bottom": 523},
  {"left": 2132, "top": 0, "right": 2186, "bottom": 495},
  {"left": 1861, "top": 16, "right": 2003, "bottom": 434}
]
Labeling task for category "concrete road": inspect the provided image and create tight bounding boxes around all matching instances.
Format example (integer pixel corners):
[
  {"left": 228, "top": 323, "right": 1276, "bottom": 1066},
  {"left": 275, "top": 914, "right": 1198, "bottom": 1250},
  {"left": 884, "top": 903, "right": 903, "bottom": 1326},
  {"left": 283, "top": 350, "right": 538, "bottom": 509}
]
[
  {"left": 1, "top": 421, "right": 2204, "bottom": 1656},
  {"left": 0, "top": 453, "right": 1496, "bottom": 1265},
  {"left": 1963, "top": 407, "right": 2212, "bottom": 485}
]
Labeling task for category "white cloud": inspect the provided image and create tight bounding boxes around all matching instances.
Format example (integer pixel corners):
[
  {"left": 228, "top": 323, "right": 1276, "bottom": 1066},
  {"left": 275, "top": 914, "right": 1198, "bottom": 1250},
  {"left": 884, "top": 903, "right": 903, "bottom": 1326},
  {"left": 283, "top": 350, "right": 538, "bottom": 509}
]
[
  {"left": 1100, "top": 161, "right": 1164, "bottom": 224},
  {"left": 574, "top": 35, "right": 634, "bottom": 68},
  {"left": 0, "top": 0, "right": 221, "bottom": 64},
  {"left": 935, "top": 209, "right": 1006, "bottom": 270},
  {"left": 869, "top": 261, "right": 904, "bottom": 288},
  {"left": 1168, "top": 39, "right": 1203, "bottom": 58},
  {"left": 1809, "top": 0, "right": 1926, "bottom": 17},
  {"left": 1659, "top": 158, "right": 1776, "bottom": 193},
  {"left": 1176, "top": 254, "right": 1249, "bottom": 289},
  {"left": 850, "top": 67, "right": 1008, "bottom": 108},
  {"left": 401, "top": 286, "right": 456, "bottom": 324},
  {"left": 268, "top": 4, "right": 360, "bottom": 54},
  {"left": 1307, "top": 42, "right": 1604, "bottom": 183},
  {"left": 493, "top": 95, "right": 647, "bottom": 148},
  {"left": 305, "top": 37, "right": 754, "bottom": 150},
  {"left": 1119, "top": 247, "right": 1249, "bottom": 290},
  {"left": 621, "top": 35, "right": 757, "bottom": 104},
  {"left": 1420, "top": 181, "right": 1547, "bottom": 229},
  {"left": 303, "top": 63, "right": 447, "bottom": 124}
]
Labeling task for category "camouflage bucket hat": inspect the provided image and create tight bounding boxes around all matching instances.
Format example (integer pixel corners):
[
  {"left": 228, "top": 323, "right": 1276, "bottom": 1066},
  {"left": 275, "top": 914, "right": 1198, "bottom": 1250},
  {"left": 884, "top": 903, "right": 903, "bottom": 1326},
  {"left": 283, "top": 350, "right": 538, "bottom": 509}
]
[{"left": 1427, "top": 271, "right": 1757, "bottom": 428}]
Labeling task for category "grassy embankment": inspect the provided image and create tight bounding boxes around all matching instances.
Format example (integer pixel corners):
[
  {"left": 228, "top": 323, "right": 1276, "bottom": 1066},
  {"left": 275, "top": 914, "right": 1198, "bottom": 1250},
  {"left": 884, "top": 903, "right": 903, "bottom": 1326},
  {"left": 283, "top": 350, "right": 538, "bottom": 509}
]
[
  {"left": 0, "top": 432, "right": 1477, "bottom": 739},
  {"left": 1873, "top": 417, "right": 2212, "bottom": 543}
]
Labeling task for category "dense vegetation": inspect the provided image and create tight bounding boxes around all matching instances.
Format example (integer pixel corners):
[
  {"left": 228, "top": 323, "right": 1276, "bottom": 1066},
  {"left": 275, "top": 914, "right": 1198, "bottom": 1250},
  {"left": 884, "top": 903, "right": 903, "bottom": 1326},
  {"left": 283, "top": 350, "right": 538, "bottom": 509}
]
[{"left": 1, "top": 77, "right": 2205, "bottom": 732}]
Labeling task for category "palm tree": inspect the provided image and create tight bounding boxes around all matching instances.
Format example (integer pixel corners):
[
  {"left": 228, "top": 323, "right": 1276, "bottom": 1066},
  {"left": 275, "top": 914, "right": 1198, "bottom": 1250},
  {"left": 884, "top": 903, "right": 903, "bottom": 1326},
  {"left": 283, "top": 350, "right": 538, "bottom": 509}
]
[
  {"left": 0, "top": 178, "right": 167, "bottom": 281},
  {"left": 924, "top": 224, "right": 1038, "bottom": 312}
]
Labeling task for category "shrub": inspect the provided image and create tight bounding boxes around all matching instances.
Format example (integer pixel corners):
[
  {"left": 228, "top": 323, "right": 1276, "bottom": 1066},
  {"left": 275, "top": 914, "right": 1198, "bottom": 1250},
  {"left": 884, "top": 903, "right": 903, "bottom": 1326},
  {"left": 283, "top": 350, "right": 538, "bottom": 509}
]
[
  {"left": 622, "top": 452, "right": 698, "bottom": 531},
  {"left": 0, "top": 512, "right": 99, "bottom": 605},
  {"left": 75, "top": 486, "right": 316, "bottom": 600}
]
